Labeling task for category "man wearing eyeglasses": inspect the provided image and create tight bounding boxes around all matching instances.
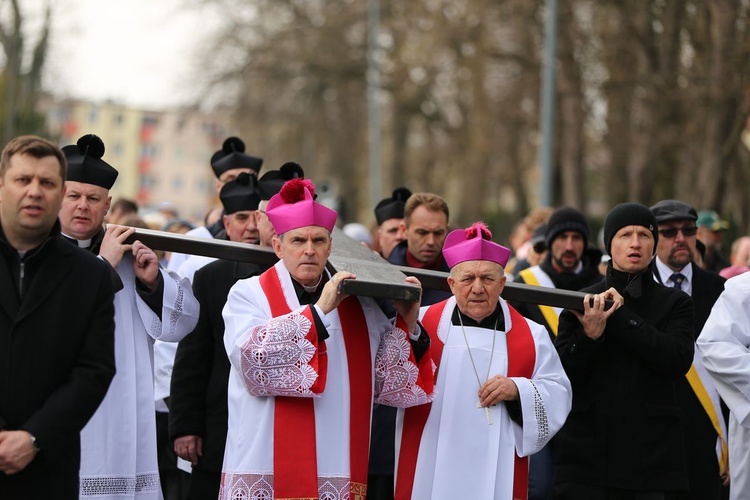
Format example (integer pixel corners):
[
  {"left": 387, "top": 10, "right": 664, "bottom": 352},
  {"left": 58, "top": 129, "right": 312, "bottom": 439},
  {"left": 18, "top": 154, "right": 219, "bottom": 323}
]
[{"left": 650, "top": 199, "right": 728, "bottom": 500}]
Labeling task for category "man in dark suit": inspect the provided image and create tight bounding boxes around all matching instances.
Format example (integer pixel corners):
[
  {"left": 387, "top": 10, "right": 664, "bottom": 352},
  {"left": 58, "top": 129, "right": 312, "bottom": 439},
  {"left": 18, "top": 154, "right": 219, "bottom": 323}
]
[
  {"left": 169, "top": 166, "right": 297, "bottom": 499},
  {"left": 651, "top": 199, "right": 728, "bottom": 500},
  {"left": 0, "top": 135, "right": 115, "bottom": 498}
]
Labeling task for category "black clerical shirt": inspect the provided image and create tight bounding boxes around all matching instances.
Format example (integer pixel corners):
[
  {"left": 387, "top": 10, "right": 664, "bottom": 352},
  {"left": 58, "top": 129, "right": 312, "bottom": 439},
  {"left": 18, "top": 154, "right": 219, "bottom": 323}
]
[{"left": 450, "top": 302, "right": 523, "bottom": 425}]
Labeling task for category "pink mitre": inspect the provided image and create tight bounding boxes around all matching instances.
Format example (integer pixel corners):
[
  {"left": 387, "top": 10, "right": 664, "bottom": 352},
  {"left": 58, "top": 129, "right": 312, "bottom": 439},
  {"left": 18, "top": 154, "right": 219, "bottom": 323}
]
[
  {"left": 442, "top": 222, "right": 511, "bottom": 268},
  {"left": 266, "top": 178, "right": 338, "bottom": 234}
]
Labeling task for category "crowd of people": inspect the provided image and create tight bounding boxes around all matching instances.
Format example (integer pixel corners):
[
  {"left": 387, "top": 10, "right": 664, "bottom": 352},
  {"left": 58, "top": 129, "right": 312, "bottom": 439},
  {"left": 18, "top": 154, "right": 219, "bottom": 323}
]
[{"left": 1, "top": 132, "right": 749, "bottom": 500}]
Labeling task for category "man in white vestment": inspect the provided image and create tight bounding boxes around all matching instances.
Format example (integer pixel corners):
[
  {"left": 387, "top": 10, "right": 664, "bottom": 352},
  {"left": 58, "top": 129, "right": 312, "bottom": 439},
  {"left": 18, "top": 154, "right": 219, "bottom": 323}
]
[
  {"left": 221, "top": 178, "right": 436, "bottom": 500},
  {"left": 698, "top": 272, "right": 750, "bottom": 500},
  {"left": 58, "top": 134, "right": 200, "bottom": 500},
  {"left": 394, "top": 222, "right": 572, "bottom": 500}
]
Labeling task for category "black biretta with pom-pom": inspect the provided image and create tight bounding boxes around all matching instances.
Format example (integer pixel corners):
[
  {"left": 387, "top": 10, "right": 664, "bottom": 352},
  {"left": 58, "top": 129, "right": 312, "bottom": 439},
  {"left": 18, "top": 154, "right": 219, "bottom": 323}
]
[
  {"left": 374, "top": 187, "right": 412, "bottom": 225},
  {"left": 219, "top": 172, "right": 261, "bottom": 215},
  {"left": 257, "top": 162, "right": 305, "bottom": 201},
  {"left": 210, "top": 137, "right": 263, "bottom": 178},
  {"left": 62, "top": 134, "right": 119, "bottom": 189}
]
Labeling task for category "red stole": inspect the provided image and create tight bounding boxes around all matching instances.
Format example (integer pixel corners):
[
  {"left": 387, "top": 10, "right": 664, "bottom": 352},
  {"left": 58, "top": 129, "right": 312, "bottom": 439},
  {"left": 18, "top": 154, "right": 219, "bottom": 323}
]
[
  {"left": 259, "top": 266, "right": 373, "bottom": 500},
  {"left": 395, "top": 300, "right": 536, "bottom": 500}
]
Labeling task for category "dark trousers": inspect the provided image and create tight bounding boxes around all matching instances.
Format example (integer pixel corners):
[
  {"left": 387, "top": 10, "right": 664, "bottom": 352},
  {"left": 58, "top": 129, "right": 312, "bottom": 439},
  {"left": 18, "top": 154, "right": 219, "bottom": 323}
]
[
  {"left": 367, "top": 474, "right": 394, "bottom": 500},
  {"left": 156, "top": 411, "right": 190, "bottom": 500},
  {"left": 188, "top": 469, "right": 221, "bottom": 500},
  {"left": 555, "top": 483, "right": 681, "bottom": 500},
  {"left": 528, "top": 441, "right": 554, "bottom": 499}
]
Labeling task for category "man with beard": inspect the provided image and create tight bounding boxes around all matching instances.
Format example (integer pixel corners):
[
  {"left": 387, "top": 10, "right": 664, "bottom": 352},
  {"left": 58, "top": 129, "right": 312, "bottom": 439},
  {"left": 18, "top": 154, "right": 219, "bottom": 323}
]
[
  {"left": 650, "top": 199, "right": 728, "bottom": 500},
  {"left": 511, "top": 206, "right": 603, "bottom": 500}
]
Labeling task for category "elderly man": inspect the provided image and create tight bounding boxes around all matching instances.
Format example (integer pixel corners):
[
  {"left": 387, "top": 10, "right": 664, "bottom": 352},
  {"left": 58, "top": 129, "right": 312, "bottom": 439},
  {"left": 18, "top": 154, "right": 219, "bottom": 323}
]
[
  {"left": 59, "top": 134, "right": 199, "bottom": 499},
  {"left": 697, "top": 272, "right": 750, "bottom": 500},
  {"left": 0, "top": 136, "right": 115, "bottom": 499},
  {"left": 220, "top": 178, "right": 435, "bottom": 500},
  {"left": 554, "top": 203, "right": 696, "bottom": 500},
  {"left": 394, "top": 222, "right": 572, "bottom": 500},
  {"left": 650, "top": 199, "right": 728, "bottom": 500}
]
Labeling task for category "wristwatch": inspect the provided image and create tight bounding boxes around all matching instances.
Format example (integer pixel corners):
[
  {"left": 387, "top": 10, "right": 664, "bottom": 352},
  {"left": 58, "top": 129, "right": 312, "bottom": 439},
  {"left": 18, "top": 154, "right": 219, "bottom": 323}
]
[{"left": 29, "top": 433, "right": 40, "bottom": 452}]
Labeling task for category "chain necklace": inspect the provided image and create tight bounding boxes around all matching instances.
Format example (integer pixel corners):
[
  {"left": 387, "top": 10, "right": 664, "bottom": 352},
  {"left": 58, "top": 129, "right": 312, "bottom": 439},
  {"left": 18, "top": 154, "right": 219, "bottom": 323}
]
[{"left": 458, "top": 312, "right": 498, "bottom": 425}]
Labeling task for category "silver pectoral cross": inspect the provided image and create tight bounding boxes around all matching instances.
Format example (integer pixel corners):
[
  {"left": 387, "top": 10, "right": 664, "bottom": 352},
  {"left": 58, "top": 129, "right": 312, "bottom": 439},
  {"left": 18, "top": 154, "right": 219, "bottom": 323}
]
[{"left": 477, "top": 401, "right": 493, "bottom": 425}]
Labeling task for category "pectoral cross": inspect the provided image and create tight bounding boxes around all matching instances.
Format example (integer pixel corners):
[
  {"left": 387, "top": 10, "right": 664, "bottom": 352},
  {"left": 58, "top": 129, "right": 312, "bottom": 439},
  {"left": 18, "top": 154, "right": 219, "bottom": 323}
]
[{"left": 477, "top": 401, "right": 493, "bottom": 425}]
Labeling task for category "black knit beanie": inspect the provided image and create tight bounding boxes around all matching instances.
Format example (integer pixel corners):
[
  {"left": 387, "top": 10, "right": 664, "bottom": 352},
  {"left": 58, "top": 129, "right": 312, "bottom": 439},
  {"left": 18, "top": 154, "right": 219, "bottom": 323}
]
[
  {"left": 603, "top": 202, "right": 659, "bottom": 256},
  {"left": 545, "top": 207, "right": 589, "bottom": 249}
]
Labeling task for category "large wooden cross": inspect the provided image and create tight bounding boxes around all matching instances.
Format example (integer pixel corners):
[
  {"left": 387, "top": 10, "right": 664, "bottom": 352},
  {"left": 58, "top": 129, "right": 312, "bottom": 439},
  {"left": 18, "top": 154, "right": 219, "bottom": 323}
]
[{"left": 126, "top": 227, "right": 596, "bottom": 311}]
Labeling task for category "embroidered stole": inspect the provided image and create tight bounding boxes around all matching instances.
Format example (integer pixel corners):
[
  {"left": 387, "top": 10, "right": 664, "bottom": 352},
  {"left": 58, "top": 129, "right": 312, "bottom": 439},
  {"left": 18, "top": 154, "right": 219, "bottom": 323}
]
[
  {"left": 519, "top": 268, "right": 562, "bottom": 335},
  {"left": 260, "top": 266, "right": 373, "bottom": 500},
  {"left": 395, "top": 299, "right": 536, "bottom": 500}
]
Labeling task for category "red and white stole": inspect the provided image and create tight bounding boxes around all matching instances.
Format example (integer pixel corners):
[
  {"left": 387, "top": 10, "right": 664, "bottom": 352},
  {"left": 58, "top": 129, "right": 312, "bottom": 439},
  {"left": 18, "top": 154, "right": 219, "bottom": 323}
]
[
  {"left": 259, "top": 266, "right": 373, "bottom": 500},
  {"left": 395, "top": 299, "right": 536, "bottom": 500}
]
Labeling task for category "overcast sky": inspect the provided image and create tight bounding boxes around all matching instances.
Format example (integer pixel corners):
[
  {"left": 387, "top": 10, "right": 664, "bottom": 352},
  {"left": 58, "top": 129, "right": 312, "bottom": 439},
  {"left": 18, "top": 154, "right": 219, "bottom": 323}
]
[{"left": 27, "top": 0, "right": 217, "bottom": 109}]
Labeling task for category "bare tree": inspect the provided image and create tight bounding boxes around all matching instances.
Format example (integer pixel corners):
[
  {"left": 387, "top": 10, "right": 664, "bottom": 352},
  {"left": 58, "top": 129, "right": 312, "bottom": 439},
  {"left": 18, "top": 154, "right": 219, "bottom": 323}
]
[
  {"left": 0, "top": 0, "right": 50, "bottom": 143},
  {"left": 190, "top": 0, "right": 750, "bottom": 232}
]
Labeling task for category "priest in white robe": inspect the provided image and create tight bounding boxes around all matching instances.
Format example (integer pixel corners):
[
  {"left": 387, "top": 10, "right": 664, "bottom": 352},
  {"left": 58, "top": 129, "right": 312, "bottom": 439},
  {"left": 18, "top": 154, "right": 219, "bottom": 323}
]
[
  {"left": 59, "top": 135, "right": 200, "bottom": 500},
  {"left": 698, "top": 272, "right": 750, "bottom": 500},
  {"left": 221, "top": 178, "right": 436, "bottom": 500},
  {"left": 394, "top": 222, "right": 572, "bottom": 500}
]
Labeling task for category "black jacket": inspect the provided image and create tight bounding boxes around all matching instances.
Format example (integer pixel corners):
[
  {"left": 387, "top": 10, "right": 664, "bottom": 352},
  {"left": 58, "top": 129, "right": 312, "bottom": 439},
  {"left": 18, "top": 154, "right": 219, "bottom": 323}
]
[
  {"left": 169, "top": 260, "right": 262, "bottom": 473},
  {"left": 512, "top": 250, "right": 603, "bottom": 341},
  {"left": 656, "top": 262, "right": 727, "bottom": 499},
  {"left": 386, "top": 241, "right": 451, "bottom": 305},
  {"left": 554, "top": 264, "right": 695, "bottom": 492},
  {"left": 0, "top": 222, "right": 116, "bottom": 498}
]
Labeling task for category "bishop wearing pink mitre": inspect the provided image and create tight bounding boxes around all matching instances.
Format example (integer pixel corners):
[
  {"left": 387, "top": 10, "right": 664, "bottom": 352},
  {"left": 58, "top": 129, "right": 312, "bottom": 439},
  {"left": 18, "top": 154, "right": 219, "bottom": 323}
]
[
  {"left": 220, "top": 178, "right": 436, "bottom": 500},
  {"left": 395, "top": 222, "right": 572, "bottom": 500}
]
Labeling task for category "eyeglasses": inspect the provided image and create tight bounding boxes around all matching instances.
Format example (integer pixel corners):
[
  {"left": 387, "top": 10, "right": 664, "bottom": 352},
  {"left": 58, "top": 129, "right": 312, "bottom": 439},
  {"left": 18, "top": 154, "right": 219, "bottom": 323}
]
[{"left": 658, "top": 226, "right": 698, "bottom": 238}]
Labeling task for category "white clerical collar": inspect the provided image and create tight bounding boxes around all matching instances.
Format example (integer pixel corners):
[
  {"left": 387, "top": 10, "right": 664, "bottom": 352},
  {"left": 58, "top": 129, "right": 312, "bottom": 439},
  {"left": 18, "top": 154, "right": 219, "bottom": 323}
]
[
  {"left": 61, "top": 231, "right": 92, "bottom": 248},
  {"left": 301, "top": 274, "right": 323, "bottom": 293}
]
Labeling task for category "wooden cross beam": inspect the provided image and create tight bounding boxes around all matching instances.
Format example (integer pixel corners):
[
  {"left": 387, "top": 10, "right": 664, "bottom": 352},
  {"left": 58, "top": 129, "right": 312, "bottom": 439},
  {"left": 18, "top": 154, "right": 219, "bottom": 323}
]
[{"left": 125, "top": 227, "right": 596, "bottom": 311}]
